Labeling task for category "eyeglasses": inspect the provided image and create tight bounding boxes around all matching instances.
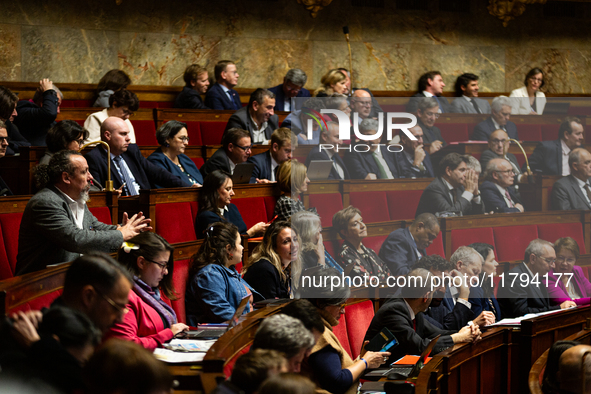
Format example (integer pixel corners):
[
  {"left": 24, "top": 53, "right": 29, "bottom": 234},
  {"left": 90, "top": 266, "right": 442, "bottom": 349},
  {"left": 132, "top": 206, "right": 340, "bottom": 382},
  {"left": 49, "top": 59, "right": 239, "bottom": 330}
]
[
  {"left": 178, "top": 136, "right": 190, "bottom": 142},
  {"left": 491, "top": 139, "right": 508, "bottom": 145},
  {"left": 145, "top": 258, "right": 169, "bottom": 271},
  {"left": 556, "top": 256, "right": 576, "bottom": 264},
  {"left": 0, "top": 137, "right": 10, "bottom": 144},
  {"left": 75, "top": 138, "right": 84, "bottom": 146},
  {"left": 529, "top": 77, "right": 543, "bottom": 83},
  {"left": 535, "top": 255, "right": 556, "bottom": 265},
  {"left": 234, "top": 144, "right": 253, "bottom": 152},
  {"left": 353, "top": 100, "right": 372, "bottom": 107},
  {"left": 496, "top": 169, "right": 515, "bottom": 174},
  {"left": 424, "top": 112, "right": 440, "bottom": 119},
  {"left": 97, "top": 290, "right": 129, "bottom": 315}
]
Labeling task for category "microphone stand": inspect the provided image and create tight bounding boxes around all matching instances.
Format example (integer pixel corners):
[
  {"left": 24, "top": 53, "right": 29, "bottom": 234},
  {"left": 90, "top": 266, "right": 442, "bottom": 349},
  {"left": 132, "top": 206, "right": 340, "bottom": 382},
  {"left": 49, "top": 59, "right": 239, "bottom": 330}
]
[
  {"left": 509, "top": 139, "right": 534, "bottom": 184},
  {"left": 79, "top": 141, "right": 114, "bottom": 191}
]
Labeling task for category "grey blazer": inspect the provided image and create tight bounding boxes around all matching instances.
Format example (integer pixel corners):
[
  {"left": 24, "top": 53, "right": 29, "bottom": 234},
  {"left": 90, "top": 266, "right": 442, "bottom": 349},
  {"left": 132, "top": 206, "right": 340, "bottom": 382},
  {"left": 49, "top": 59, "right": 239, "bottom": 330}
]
[
  {"left": 450, "top": 97, "right": 491, "bottom": 114},
  {"left": 550, "top": 175, "right": 591, "bottom": 211},
  {"left": 415, "top": 177, "right": 485, "bottom": 217},
  {"left": 16, "top": 186, "right": 123, "bottom": 275}
]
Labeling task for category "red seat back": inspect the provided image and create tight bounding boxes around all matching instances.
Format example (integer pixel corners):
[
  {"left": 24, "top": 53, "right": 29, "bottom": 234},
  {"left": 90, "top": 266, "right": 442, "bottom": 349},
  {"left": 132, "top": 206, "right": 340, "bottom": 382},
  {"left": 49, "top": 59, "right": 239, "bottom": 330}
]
[
  {"left": 363, "top": 236, "right": 388, "bottom": 255},
  {"left": 155, "top": 203, "right": 197, "bottom": 243},
  {"left": 537, "top": 223, "right": 587, "bottom": 254},
  {"left": 262, "top": 196, "right": 278, "bottom": 222},
  {"left": 345, "top": 300, "right": 375, "bottom": 359},
  {"left": 451, "top": 227, "right": 495, "bottom": 256},
  {"left": 88, "top": 207, "right": 112, "bottom": 225},
  {"left": 438, "top": 123, "right": 469, "bottom": 143},
  {"left": 131, "top": 120, "right": 158, "bottom": 145},
  {"left": 386, "top": 190, "right": 423, "bottom": 220},
  {"left": 349, "top": 192, "right": 389, "bottom": 223},
  {"left": 200, "top": 122, "right": 227, "bottom": 145},
  {"left": 0, "top": 222, "right": 12, "bottom": 280},
  {"left": 332, "top": 315, "right": 352, "bottom": 359},
  {"left": 9, "top": 290, "right": 64, "bottom": 315},
  {"left": 170, "top": 259, "right": 190, "bottom": 324},
  {"left": 426, "top": 232, "right": 445, "bottom": 258},
  {"left": 0, "top": 213, "right": 23, "bottom": 276},
  {"left": 324, "top": 239, "right": 340, "bottom": 259},
  {"left": 309, "top": 193, "right": 343, "bottom": 228},
  {"left": 493, "top": 225, "right": 538, "bottom": 262},
  {"left": 223, "top": 345, "right": 252, "bottom": 378},
  {"left": 232, "top": 198, "right": 267, "bottom": 228},
  {"left": 541, "top": 124, "right": 560, "bottom": 141},
  {"left": 183, "top": 121, "right": 203, "bottom": 145},
  {"left": 517, "top": 124, "right": 542, "bottom": 141},
  {"left": 191, "top": 157, "right": 205, "bottom": 168}
]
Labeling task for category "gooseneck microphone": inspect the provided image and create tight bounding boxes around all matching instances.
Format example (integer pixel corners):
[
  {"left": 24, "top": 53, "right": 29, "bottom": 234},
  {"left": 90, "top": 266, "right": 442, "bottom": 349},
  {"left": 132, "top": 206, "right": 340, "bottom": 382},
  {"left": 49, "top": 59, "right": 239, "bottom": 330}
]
[{"left": 509, "top": 138, "right": 534, "bottom": 184}]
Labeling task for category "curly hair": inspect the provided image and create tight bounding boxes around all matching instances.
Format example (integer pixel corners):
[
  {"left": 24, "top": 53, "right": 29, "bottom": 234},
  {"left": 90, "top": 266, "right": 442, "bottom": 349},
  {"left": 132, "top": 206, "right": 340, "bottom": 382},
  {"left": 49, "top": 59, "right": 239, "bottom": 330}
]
[{"left": 189, "top": 221, "right": 240, "bottom": 277}]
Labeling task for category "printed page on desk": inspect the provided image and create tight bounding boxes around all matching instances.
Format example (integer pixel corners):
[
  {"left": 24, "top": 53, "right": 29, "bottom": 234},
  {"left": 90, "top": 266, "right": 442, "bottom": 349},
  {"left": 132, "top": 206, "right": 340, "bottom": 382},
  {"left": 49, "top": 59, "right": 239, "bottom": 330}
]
[
  {"left": 154, "top": 348, "right": 205, "bottom": 363},
  {"left": 486, "top": 307, "right": 574, "bottom": 327}
]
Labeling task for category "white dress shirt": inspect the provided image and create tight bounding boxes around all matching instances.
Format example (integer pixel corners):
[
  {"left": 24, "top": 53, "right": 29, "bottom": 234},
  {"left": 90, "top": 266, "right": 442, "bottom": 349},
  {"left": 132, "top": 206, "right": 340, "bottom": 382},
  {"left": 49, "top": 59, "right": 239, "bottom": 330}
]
[
  {"left": 561, "top": 139, "right": 571, "bottom": 176},
  {"left": 56, "top": 187, "right": 85, "bottom": 230},
  {"left": 494, "top": 183, "right": 514, "bottom": 207},
  {"left": 442, "top": 178, "right": 481, "bottom": 204},
  {"left": 326, "top": 149, "right": 345, "bottom": 179},
  {"left": 373, "top": 149, "right": 395, "bottom": 179},
  {"left": 574, "top": 176, "right": 591, "bottom": 206}
]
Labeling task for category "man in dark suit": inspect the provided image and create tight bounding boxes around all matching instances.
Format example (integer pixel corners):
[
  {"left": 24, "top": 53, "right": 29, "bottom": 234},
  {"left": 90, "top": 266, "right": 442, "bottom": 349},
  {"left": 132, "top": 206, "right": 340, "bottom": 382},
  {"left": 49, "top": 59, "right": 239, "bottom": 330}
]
[
  {"left": 0, "top": 86, "right": 31, "bottom": 155},
  {"left": 349, "top": 89, "right": 373, "bottom": 129},
  {"left": 406, "top": 71, "right": 452, "bottom": 113},
  {"left": 528, "top": 116, "right": 585, "bottom": 176},
  {"left": 379, "top": 213, "right": 440, "bottom": 276},
  {"left": 450, "top": 73, "right": 491, "bottom": 114},
  {"left": 224, "top": 89, "right": 279, "bottom": 144},
  {"left": 248, "top": 127, "right": 292, "bottom": 183},
  {"left": 85, "top": 117, "right": 186, "bottom": 196},
  {"left": 551, "top": 148, "right": 591, "bottom": 210},
  {"left": 364, "top": 268, "right": 480, "bottom": 364},
  {"left": 497, "top": 239, "right": 576, "bottom": 318},
  {"left": 481, "top": 158, "right": 524, "bottom": 213},
  {"left": 415, "top": 153, "right": 485, "bottom": 217},
  {"left": 0, "top": 122, "right": 12, "bottom": 196},
  {"left": 201, "top": 128, "right": 252, "bottom": 178},
  {"left": 471, "top": 96, "right": 518, "bottom": 141},
  {"left": 174, "top": 64, "right": 210, "bottom": 109},
  {"left": 343, "top": 118, "right": 398, "bottom": 180},
  {"left": 204, "top": 60, "right": 242, "bottom": 110},
  {"left": 305, "top": 121, "right": 349, "bottom": 180},
  {"left": 268, "top": 68, "right": 311, "bottom": 112},
  {"left": 416, "top": 97, "right": 446, "bottom": 155},
  {"left": 480, "top": 129, "right": 527, "bottom": 184},
  {"left": 395, "top": 124, "right": 434, "bottom": 178}
]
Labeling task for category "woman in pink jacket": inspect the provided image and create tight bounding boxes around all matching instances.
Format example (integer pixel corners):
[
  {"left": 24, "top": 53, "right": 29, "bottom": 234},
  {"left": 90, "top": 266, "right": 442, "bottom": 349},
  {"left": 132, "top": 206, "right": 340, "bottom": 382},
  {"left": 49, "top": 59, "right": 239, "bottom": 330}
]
[
  {"left": 547, "top": 237, "right": 591, "bottom": 306},
  {"left": 107, "top": 232, "right": 188, "bottom": 350}
]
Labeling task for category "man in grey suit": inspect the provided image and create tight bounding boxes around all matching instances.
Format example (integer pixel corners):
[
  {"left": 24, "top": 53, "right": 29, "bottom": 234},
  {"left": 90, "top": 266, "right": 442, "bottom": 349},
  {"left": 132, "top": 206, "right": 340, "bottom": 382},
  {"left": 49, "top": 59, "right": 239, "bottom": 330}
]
[
  {"left": 450, "top": 73, "right": 491, "bottom": 114},
  {"left": 551, "top": 148, "right": 591, "bottom": 210},
  {"left": 15, "top": 150, "right": 150, "bottom": 275},
  {"left": 480, "top": 129, "right": 529, "bottom": 185},
  {"left": 224, "top": 88, "right": 279, "bottom": 144}
]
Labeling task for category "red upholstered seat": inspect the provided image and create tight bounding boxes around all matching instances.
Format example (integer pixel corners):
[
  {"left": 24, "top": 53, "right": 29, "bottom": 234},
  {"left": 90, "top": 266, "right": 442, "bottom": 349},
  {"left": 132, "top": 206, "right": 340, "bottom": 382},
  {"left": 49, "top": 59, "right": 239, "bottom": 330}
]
[
  {"left": 451, "top": 227, "right": 495, "bottom": 256},
  {"left": 170, "top": 259, "right": 190, "bottom": 324},
  {"left": 517, "top": 124, "right": 542, "bottom": 141},
  {"left": 437, "top": 123, "right": 469, "bottom": 143},
  {"left": 541, "top": 124, "right": 560, "bottom": 141},
  {"left": 0, "top": 213, "right": 23, "bottom": 275},
  {"left": 426, "top": 232, "right": 445, "bottom": 258},
  {"left": 191, "top": 157, "right": 205, "bottom": 168},
  {"left": 232, "top": 198, "right": 267, "bottom": 228},
  {"left": 190, "top": 201, "right": 199, "bottom": 223},
  {"left": 141, "top": 102, "right": 158, "bottom": 109},
  {"left": 88, "top": 206, "right": 112, "bottom": 225},
  {"left": 75, "top": 100, "right": 94, "bottom": 107},
  {"left": 386, "top": 190, "right": 423, "bottom": 220},
  {"left": 262, "top": 196, "right": 278, "bottom": 222},
  {"left": 349, "top": 192, "right": 389, "bottom": 223},
  {"left": 332, "top": 315, "right": 352, "bottom": 359},
  {"left": 537, "top": 223, "right": 586, "bottom": 254},
  {"left": 9, "top": 290, "right": 63, "bottom": 315},
  {"left": 0, "top": 223, "right": 12, "bottom": 280},
  {"left": 364, "top": 236, "right": 388, "bottom": 255},
  {"left": 493, "top": 225, "right": 538, "bottom": 262},
  {"left": 223, "top": 345, "right": 252, "bottom": 378},
  {"left": 580, "top": 266, "right": 591, "bottom": 281},
  {"left": 131, "top": 120, "right": 158, "bottom": 145},
  {"left": 516, "top": 154, "right": 527, "bottom": 168},
  {"left": 200, "top": 122, "right": 227, "bottom": 145},
  {"left": 345, "top": 300, "right": 375, "bottom": 359},
  {"left": 309, "top": 193, "right": 343, "bottom": 228},
  {"left": 568, "top": 106, "right": 591, "bottom": 116},
  {"left": 324, "top": 239, "right": 340, "bottom": 259},
  {"left": 155, "top": 203, "right": 196, "bottom": 243},
  {"left": 183, "top": 121, "right": 203, "bottom": 145},
  {"left": 157, "top": 101, "right": 174, "bottom": 108},
  {"left": 60, "top": 100, "right": 76, "bottom": 108}
]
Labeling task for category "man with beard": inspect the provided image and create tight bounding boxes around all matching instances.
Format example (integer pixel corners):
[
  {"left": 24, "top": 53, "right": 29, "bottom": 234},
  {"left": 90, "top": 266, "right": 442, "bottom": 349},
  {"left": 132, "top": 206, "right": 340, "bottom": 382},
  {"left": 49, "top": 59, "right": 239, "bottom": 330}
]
[{"left": 15, "top": 150, "right": 150, "bottom": 275}]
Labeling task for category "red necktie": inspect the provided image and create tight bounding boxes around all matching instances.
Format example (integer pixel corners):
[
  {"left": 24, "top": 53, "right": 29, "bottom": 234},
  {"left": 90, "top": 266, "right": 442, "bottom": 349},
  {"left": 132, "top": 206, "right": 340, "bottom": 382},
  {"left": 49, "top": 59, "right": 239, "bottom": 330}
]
[
  {"left": 504, "top": 189, "right": 514, "bottom": 208},
  {"left": 413, "top": 319, "right": 417, "bottom": 331}
]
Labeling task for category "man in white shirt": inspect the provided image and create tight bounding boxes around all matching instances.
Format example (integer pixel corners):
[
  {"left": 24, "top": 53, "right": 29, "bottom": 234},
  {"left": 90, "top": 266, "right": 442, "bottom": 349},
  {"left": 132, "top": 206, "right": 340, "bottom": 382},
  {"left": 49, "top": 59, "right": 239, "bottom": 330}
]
[
  {"left": 551, "top": 148, "right": 591, "bottom": 210},
  {"left": 480, "top": 158, "right": 525, "bottom": 213},
  {"left": 224, "top": 88, "right": 279, "bottom": 145},
  {"left": 248, "top": 127, "right": 294, "bottom": 183},
  {"left": 406, "top": 71, "right": 452, "bottom": 113}
]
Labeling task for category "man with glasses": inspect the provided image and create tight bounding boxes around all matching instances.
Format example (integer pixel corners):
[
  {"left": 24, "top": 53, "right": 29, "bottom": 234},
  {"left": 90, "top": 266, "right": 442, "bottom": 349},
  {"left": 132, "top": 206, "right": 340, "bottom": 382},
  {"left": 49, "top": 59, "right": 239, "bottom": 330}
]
[
  {"left": 201, "top": 127, "right": 252, "bottom": 178},
  {"left": 224, "top": 88, "right": 279, "bottom": 144},
  {"left": 268, "top": 68, "right": 311, "bottom": 112},
  {"left": 551, "top": 148, "right": 591, "bottom": 210},
  {"left": 480, "top": 158, "right": 524, "bottom": 213},
  {"left": 0, "top": 121, "right": 12, "bottom": 196},
  {"left": 416, "top": 98, "right": 446, "bottom": 154},
  {"left": 498, "top": 239, "right": 576, "bottom": 318},
  {"left": 349, "top": 89, "right": 373, "bottom": 127},
  {"left": 480, "top": 129, "right": 527, "bottom": 185},
  {"left": 471, "top": 96, "right": 518, "bottom": 141}
]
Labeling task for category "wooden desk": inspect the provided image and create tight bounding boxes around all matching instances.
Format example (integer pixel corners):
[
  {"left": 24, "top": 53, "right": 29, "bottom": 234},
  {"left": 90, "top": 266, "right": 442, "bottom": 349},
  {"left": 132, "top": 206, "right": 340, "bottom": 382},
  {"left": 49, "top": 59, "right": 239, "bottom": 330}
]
[{"left": 519, "top": 174, "right": 561, "bottom": 212}]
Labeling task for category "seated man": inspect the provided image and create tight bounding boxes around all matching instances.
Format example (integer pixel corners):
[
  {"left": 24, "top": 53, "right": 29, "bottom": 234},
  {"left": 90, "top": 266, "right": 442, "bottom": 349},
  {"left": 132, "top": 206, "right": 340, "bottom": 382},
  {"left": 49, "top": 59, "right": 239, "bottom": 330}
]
[
  {"left": 471, "top": 96, "right": 518, "bottom": 141},
  {"left": 394, "top": 124, "right": 434, "bottom": 178},
  {"left": 268, "top": 68, "right": 311, "bottom": 112},
  {"left": 406, "top": 71, "right": 452, "bottom": 113},
  {"left": 379, "top": 213, "right": 440, "bottom": 276},
  {"left": 551, "top": 148, "right": 591, "bottom": 210},
  {"left": 481, "top": 158, "right": 524, "bottom": 213},
  {"left": 349, "top": 89, "right": 374, "bottom": 128},
  {"left": 364, "top": 268, "right": 480, "bottom": 365},
  {"left": 416, "top": 98, "right": 446, "bottom": 154},
  {"left": 0, "top": 121, "right": 12, "bottom": 196},
  {"left": 205, "top": 60, "right": 242, "bottom": 110},
  {"left": 280, "top": 97, "right": 325, "bottom": 145},
  {"left": 13, "top": 79, "right": 62, "bottom": 146},
  {"left": 201, "top": 127, "right": 251, "bottom": 178},
  {"left": 248, "top": 127, "right": 293, "bottom": 183},
  {"left": 450, "top": 73, "right": 491, "bottom": 114},
  {"left": 15, "top": 151, "right": 150, "bottom": 275},
  {"left": 480, "top": 129, "right": 527, "bottom": 184},
  {"left": 498, "top": 239, "right": 577, "bottom": 318},
  {"left": 305, "top": 121, "right": 349, "bottom": 180},
  {"left": 343, "top": 118, "right": 398, "bottom": 180},
  {"left": 415, "top": 153, "right": 484, "bottom": 217},
  {"left": 0, "top": 85, "right": 31, "bottom": 155},
  {"left": 528, "top": 116, "right": 584, "bottom": 176},
  {"left": 557, "top": 344, "right": 591, "bottom": 394},
  {"left": 224, "top": 88, "right": 279, "bottom": 144},
  {"left": 85, "top": 117, "right": 186, "bottom": 196},
  {"left": 174, "top": 64, "right": 210, "bottom": 109}
]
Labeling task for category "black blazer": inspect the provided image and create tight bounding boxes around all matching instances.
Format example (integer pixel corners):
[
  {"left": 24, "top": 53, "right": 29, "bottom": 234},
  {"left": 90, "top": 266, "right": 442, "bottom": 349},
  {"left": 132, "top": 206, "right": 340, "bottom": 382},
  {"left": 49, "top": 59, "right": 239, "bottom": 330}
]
[
  {"left": 247, "top": 150, "right": 273, "bottom": 183},
  {"left": 305, "top": 149, "right": 350, "bottom": 180},
  {"left": 415, "top": 177, "right": 485, "bottom": 217},
  {"left": 378, "top": 228, "right": 426, "bottom": 276},
  {"left": 426, "top": 289, "right": 474, "bottom": 331},
  {"left": 174, "top": 86, "right": 209, "bottom": 109},
  {"left": 394, "top": 150, "right": 434, "bottom": 178},
  {"left": 200, "top": 148, "right": 232, "bottom": 179},
  {"left": 527, "top": 139, "right": 563, "bottom": 175},
  {"left": 5, "top": 120, "right": 30, "bottom": 155},
  {"left": 343, "top": 148, "right": 399, "bottom": 180},
  {"left": 204, "top": 83, "right": 242, "bottom": 110},
  {"left": 84, "top": 144, "right": 185, "bottom": 195},
  {"left": 550, "top": 175, "right": 591, "bottom": 210},
  {"left": 480, "top": 180, "right": 522, "bottom": 213},
  {"left": 480, "top": 150, "right": 520, "bottom": 174},
  {"left": 469, "top": 285, "right": 502, "bottom": 321},
  {"left": 364, "top": 298, "right": 454, "bottom": 365},
  {"left": 0, "top": 174, "right": 12, "bottom": 196},
  {"left": 194, "top": 204, "right": 247, "bottom": 239},
  {"left": 224, "top": 107, "right": 279, "bottom": 144},
  {"left": 497, "top": 262, "right": 560, "bottom": 318},
  {"left": 13, "top": 90, "right": 59, "bottom": 146},
  {"left": 471, "top": 117, "right": 518, "bottom": 141},
  {"left": 267, "top": 84, "right": 311, "bottom": 112},
  {"left": 242, "top": 258, "right": 289, "bottom": 302},
  {"left": 406, "top": 92, "right": 451, "bottom": 113},
  {"left": 417, "top": 119, "right": 447, "bottom": 146}
]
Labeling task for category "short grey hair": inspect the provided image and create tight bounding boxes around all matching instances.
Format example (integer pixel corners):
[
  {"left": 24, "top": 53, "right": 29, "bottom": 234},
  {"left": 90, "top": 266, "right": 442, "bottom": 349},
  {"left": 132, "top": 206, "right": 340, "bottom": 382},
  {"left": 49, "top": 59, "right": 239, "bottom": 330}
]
[
  {"left": 417, "top": 97, "right": 439, "bottom": 113},
  {"left": 568, "top": 148, "right": 589, "bottom": 169},
  {"left": 285, "top": 68, "right": 307, "bottom": 87},
  {"left": 484, "top": 158, "right": 509, "bottom": 181},
  {"left": 359, "top": 118, "right": 379, "bottom": 134},
  {"left": 33, "top": 83, "right": 63, "bottom": 104},
  {"left": 465, "top": 155, "right": 481, "bottom": 174},
  {"left": 491, "top": 96, "right": 512, "bottom": 113},
  {"left": 524, "top": 239, "right": 553, "bottom": 263},
  {"left": 251, "top": 314, "right": 315, "bottom": 359},
  {"left": 450, "top": 246, "right": 483, "bottom": 267}
]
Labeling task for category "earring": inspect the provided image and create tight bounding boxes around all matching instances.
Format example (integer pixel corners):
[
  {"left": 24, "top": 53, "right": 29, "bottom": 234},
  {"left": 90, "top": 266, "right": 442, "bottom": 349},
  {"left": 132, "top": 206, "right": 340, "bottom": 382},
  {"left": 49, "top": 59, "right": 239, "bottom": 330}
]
[
  {"left": 165, "top": 143, "right": 170, "bottom": 148},
  {"left": 229, "top": 253, "right": 234, "bottom": 259}
]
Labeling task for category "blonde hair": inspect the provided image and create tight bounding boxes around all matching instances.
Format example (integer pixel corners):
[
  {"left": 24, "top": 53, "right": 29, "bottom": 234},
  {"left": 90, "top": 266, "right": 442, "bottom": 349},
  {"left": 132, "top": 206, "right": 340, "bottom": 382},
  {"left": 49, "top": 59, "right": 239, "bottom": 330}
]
[
  {"left": 313, "top": 70, "right": 346, "bottom": 97},
  {"left": 291, "top": 211, "right": 321, "bottom": 254},
  {"left": 277, "top": 159, "right": 307, "bottom": 195},
  {"left": 243, "top": 221, "right": 292, "bottom": 283}
]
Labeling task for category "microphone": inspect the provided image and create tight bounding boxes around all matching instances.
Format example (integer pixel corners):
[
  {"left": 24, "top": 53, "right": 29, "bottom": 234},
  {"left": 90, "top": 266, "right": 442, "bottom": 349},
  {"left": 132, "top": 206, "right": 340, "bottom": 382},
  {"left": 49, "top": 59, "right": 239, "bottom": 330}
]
[
  {"left": 342, "top": 26, "right": 353, "bottom": 94},
  {"left": 509, "top": 139, "right": 534, "bottom": 184},
  {"left": 343, "top": 26, "right": 350, "bottom": 39}
]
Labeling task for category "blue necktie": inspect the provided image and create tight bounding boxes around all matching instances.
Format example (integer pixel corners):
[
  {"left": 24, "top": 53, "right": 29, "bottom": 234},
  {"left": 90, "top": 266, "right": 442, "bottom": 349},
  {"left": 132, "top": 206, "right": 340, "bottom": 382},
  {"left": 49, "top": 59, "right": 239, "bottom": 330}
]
[
  {"left": 433, "top": 96, "right": 444, "bottom": 113},
  {"left": 113, "top": 156, "right": 138, "bottom": 196}
]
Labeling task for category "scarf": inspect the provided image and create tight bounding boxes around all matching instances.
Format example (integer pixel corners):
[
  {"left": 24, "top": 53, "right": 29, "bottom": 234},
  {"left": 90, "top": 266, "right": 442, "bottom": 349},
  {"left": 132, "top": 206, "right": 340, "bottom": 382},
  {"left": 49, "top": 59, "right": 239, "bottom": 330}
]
[{"left": 133, "top": 277, "right": 177, "bottom": 328}]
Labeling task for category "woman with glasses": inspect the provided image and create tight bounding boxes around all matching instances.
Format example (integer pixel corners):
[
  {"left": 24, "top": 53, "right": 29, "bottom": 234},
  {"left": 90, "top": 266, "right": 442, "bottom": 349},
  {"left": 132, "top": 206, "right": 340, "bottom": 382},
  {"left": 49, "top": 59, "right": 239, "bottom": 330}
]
[
  {"left": 147, "top": 120, "right": 203, "bottom": 187},
  {"left": 194, "top": 170, "right": 268, "bottom": 239},
  {"left": 548, "top": 237, "right": 591, "bottom": 306},
  {"left": 40, "top": 120, "right": 89, "bottom": 165},
  {"left": 106, "top": 232, "right": 189, "bottom": 350},
  {"left": 84, "top": 88, "right": 139, "bottom": 144},
  {"left": 509, "top": 67, "right": 547, "bottom": 115}
]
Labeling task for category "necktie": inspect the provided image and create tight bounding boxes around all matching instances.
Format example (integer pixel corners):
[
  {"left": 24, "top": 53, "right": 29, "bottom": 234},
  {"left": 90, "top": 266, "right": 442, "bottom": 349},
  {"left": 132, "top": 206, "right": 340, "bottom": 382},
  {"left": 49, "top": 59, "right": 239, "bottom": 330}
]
[
  {"left": 471, "top": 99, "right": 481, "bottom": 114},
  {"left": 331, "top": 156, "right": 344, "bottom": 179},
  {"left": 372, "top": 152, "right": 389, "bottom": 179},
  {"left": 487, "top": 298, "right": 498, "bottom": 317},
  {"left": 412, "top": 318, "right": 417, "bottom": 331},
  {"left": 451, "top": 189, "right": 457, "bottom": 205},
  {"left": 504, "top": 189, "right": 514, "bottom": 207},
  {"left": 273, "top": 165, "right": 279, "bottom": 182},
  {"left": 584, "top": 184, "right": 591, "bottom": 206},
  {"left": 433, "top": 96, "right": 444, "bottom": 113},
  {"left": 113, "top": 156, "right": 138, "bottom": 196}
]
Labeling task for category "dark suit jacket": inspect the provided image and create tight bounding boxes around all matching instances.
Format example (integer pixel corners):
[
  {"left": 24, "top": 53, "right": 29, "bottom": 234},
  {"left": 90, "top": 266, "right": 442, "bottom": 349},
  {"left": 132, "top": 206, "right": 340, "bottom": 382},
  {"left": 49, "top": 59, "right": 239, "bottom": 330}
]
[
  {"left": 224, "top": 107, "right": 279, "bottom": 143},
  {"left": 406, "top": 92, "right": 452, "bottom": 113},
  {"left": 379, "top": 228, "right": 426, "bottom": 276},
  {"left": 13, "top": 91, "right": 59, "bottom": 146},
  {"left": 497, "top": 262, "right": 561, "bottom": 318},
  {"left": 247, "top": 150, "right": 273, "bottom": 183},
  {"left": 450, "top": 96, "right": 492, "bottom": 114},
  {"left": 268, "top": 84, "right": 311, "bottom": 112},
  {"left": 364, "top": 298, "right": 455, "bottom": 365},
  {"left": 417, "top": 119, "right": 446, "bottom": 146},
  {"left": 469, "top": 285, "right": 502, "bottom": 321},
  {"left": 200, "top": 148, "right": 232, "bottom": 179},
  {"left": 394, "top": 150, "right": 434, "bottom": 178},
  {"left": 527, "top": 139, "right": 563, "bottom": 175},
  {"left": 242, "top": 258, "right": 289, "bottom": 302},
  {"left": 480, "top": 180, "right": 522, "bottom": 213},
  {"left": 194, "top": 204, "right": 247, "bottom": 239},
  {"left": 5, "top": 121, "right": 30, "bottom": 155},
  {"left": 343, "top": 148, "right": 399, "bottom": 180},
  {"left": 415, "top": 177, "right": 485, "bottom": 217},
  {"left": 305, "top": 149, "right": 349, "bottom": 180},
  {"left": 174, "top": 86, "right": 209, "bottom": 109},
  {"left": 350, "top": 87, "right": 383, "bottom": 118},
  {"left": 84, "top": 144, "right": 185, "bottom": 195},
  {"left": 204, "top": 83, "right": 242, "bottom": 110},
  {"left": 426, "top": 290, "right": 474, "bottom": 331},
  {"left": 147, "top": 148, "right": 204, "bottom": 187},
  {"left": 550, "top": 175, "right": 591, "bottom": 210},
  {"left": 0, "top": 174, "right": 12, "bottom": 196},
  {"left": 471, "top": 117, "right": 518, "bottom": 141},
  {"left": 480, "top": 150, "right": 520, "bottom": 175}
]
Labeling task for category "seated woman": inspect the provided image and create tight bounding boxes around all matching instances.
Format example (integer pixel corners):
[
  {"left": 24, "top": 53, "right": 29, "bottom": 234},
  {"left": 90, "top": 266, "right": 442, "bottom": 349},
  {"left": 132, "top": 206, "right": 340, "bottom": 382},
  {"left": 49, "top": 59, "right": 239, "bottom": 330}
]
[
  {"left": 107, "top": 232, "right": 189, "bottom": 350},
  {"left": 541, "top": 340, "right": 580, "bottom": 394},
  {"left": 509, "top": 67, "right": 546, "bottom": 115},
  {"left": 274, "top": 159, "right": 310, "bottom": 221},
  {"left": 468, "top": 242, "right": 502, "bottom": 321},
  {"left": 84, "top": 88, "right": 139, "bottom": 144},
  {"left": 548, "top": 237, "right": 591, "bottom": 306},
  {"left": 185, "top": 221, "right": 258, "bottom": 325},
  {"left": 147, "top": 120, "right": 203, "bottom": 187},
  {"left": 303, "top": 269, "right": 389, "bottom": 394},
  {"left": 93, "top": 69, "right": 132, "bottom": 107},
  {"left": 243, "top": 220, "right": 299, "bottom": 301},
  {"left": 194, "top": 170, "right": 267, "bottom": 239},
  {"left": 313, "top": 70, "right": 349, "bottom": 97},
  {"left": 40, "top": 120, "right": 89, "bottom": 165},
  {"left": 292, "top": 210, "right": 342, "bottom": 273},
  {"left": 332, "top": 206, "right": 391, "bottom": 280}
]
